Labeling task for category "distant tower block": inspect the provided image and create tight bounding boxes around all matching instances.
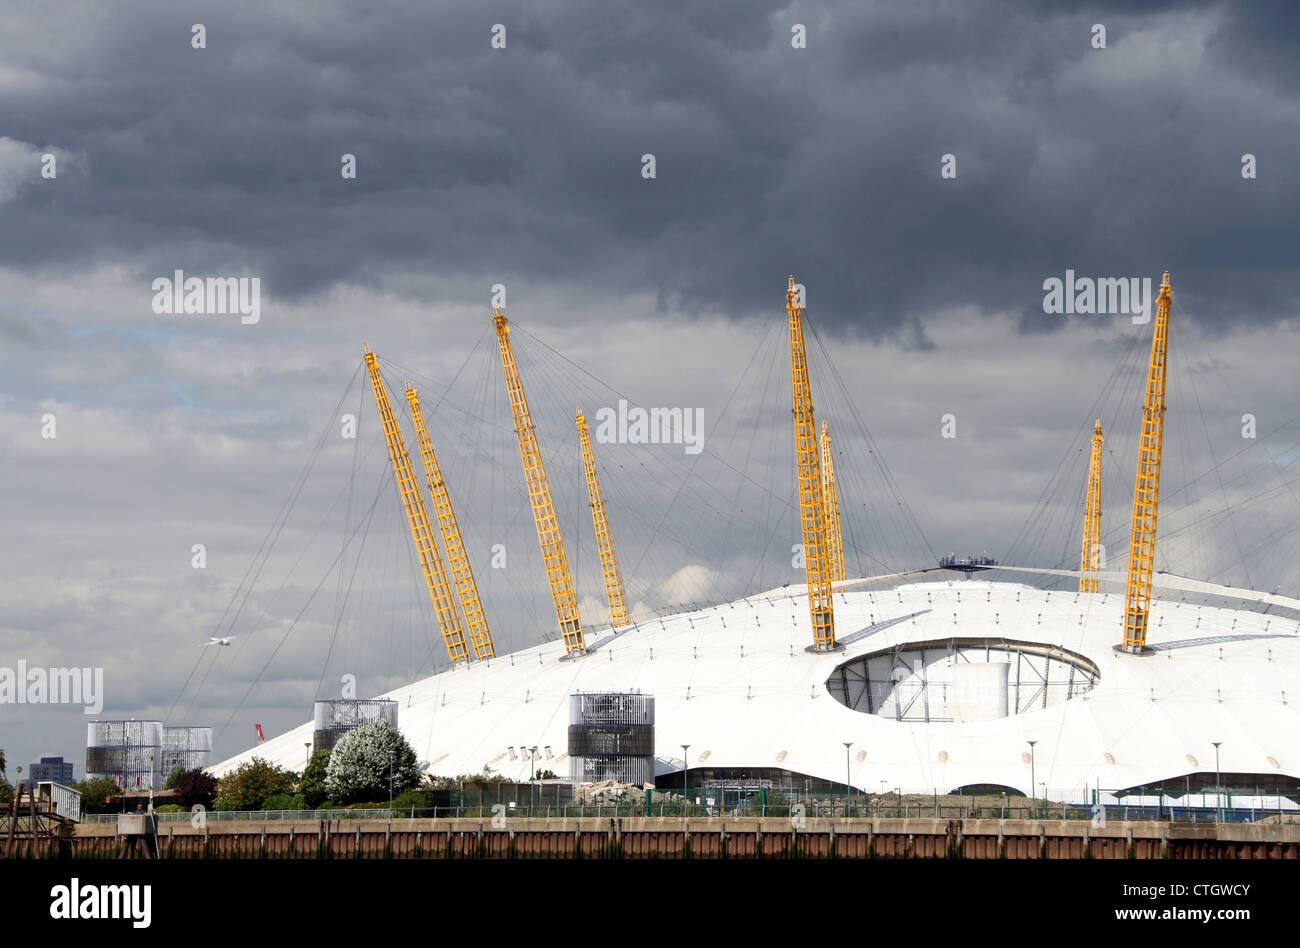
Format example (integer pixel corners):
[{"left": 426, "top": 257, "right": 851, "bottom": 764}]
[
  {"left": 567, "top": 692, "right": 655, "bottom": 786},
  {"left": 312, "top": 699, "right": 399, "bottom": 754}
]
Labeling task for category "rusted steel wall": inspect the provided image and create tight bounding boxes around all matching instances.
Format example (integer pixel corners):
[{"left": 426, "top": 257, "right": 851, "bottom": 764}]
[{"left": 28, "top": 819, "right": 1300, "bottom": 860}]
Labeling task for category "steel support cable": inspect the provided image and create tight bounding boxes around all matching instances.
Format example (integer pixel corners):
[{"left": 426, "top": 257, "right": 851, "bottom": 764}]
[
  {"left": 804, "top": 315, "right": 935, "bottom": 568},
  {"left": 1003, "top": 327, "right": 1147, "bottom": 564},
  {"left": 1165, "top": 336, "right": 1197, "bottom": 577},
  {"left": 736, "top": 327, "right": 787, "bottom": 593},
  {"left": 806, "top": 316, "right": 935, "bottom": 569},
  {"left": 1023, "top": 355, "right": 1145, "bottom": 579},
  {"left": 185, "top": 442, "right": 384, "bottom": 721},
  {"left": 1186, "top": 345, "right": 1253, "bottom": 588},
  {"left": 515, "top": 322, "right": 798, "bottom": 515},
  {"left": 215, "top": 474, "right": 388, "bottom": 743},
  {"left": 314, "top": 451, "right": 391, "bottom": 699},
  {"left": 379, "top": 361, "right": 547, "bottom": 653},
  {"left": 333, "top": 378, "right": 366, "bottom": 633},
  {"left": 183, "top": 427, "right": 389, "bottom": 720},
  {"left": 166, "top": 362, "right": 363, "bottom": 723},
  {"left": 518, "top": 330, "right": 766, "bottom": 564}
]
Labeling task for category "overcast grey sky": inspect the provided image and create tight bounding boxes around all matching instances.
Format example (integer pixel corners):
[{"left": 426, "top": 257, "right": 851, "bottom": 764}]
[{"left": 1, "top": 0, "right": 1297, "bottom": 773}]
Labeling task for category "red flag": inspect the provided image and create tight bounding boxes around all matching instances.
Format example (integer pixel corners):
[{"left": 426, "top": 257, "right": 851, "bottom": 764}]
[{"left": 255, "top": 723, "right": 265, "bottom": 743}]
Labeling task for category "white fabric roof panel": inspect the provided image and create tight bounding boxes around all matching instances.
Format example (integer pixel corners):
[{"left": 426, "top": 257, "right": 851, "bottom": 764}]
[{"left": 212, "top": 577, "right": 1300, "bottom": 796}]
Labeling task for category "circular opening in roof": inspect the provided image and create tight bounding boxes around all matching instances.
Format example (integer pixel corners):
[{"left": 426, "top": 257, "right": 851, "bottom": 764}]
[{"left": 826, "top": 637, "right": 1100, "bottom": 723}]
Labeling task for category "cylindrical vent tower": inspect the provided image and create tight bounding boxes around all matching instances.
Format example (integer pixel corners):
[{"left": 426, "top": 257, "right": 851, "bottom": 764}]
[
  {"left": 568, "top": 692, "right": 655, "bottom": 786},
  {"left": 312, "top": 699, "right": 399, "bottom": 754},
  {"left": 161, "top": 726, "right": 213, "bottom": 774},
  {"left": 86, "top": 720, "right": 164, "bottom": 790}
]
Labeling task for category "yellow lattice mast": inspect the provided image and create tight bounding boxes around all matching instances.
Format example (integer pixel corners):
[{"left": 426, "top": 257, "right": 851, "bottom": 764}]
[
  {"left": 492, "top": 308, "right": 586, "bottom": 656},
  {"left": 1120, "top": 273, "right": 1172, "bottom": 654},
  {"left": 576, "top": 410, "right": 630, "bottom": 628},
  {"left": 787, "top": 276, "right": 836, "bottom": 651},
  {"left": 405, "top": 383, "right": 495, "bottom": 660},
  {"left": 1079, "top": 419, "right": 1104, "bottom": 593},
  {"left": 363, "top": 348, "right": 470, "bottom": 666},
  {"left": 820, "top": 420, "right": 846, "bottom": 585}
]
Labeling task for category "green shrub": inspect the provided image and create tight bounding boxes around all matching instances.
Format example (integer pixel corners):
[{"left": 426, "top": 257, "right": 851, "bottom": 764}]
[
  {"left": 73, "top": 776, "right": 122, "bottom": 814},
  {"left": 297, "top": 750, "right": 331, "bottom": 809},
  {"left": 262, "top": 793, "right": 307, "bottom": 811},
  {"left": 393, "top": 788, "right": 435, "bottom": 810},
  {"left": 215, "top": 757, "right": 297, "bottom": 810}
]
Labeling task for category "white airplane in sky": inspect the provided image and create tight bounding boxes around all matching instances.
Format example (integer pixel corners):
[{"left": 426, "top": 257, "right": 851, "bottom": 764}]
[{"left": 202, "top": 636, "right": 236, "bottom": 647}]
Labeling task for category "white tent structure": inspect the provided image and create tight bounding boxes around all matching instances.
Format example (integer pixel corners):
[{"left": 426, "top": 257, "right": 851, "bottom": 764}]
[{"left": 212, "top": 572, "right": 1300, "bottom": 800}]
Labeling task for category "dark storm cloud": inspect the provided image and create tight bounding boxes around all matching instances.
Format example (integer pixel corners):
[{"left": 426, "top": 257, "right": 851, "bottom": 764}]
[{"left": 1, "top": 0, "right": 1295, "bottom": 342}]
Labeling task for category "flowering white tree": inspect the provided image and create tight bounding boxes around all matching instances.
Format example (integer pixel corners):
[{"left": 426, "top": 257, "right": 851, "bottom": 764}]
[{"left": 324, "top": 720, "right": 422, "bottom": 803}]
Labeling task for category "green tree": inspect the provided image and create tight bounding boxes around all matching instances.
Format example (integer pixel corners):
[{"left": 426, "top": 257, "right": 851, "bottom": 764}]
[
  {"left": 172, "top": 768, "right": 219, "bottom": 810},
  {"left": 0, "top": 776, "right": 12, "bottom": 806},
  {"left": 213, "top": 757, "right": 297, "bottom": 811},
  {"left": 297, "top": 749, "right": 331, "bottom": 809},
  {"left": 164, "top": 765, "right": 186, "bottom": 790},
  {"left": 324, "top": 721, "right": 421, "bottom": 804},
  {"left": 74, "top": 776, "right": 123, "bottom": 814},
  {"left": 262, "top": 793, "right": 306, "bottom": 811}
]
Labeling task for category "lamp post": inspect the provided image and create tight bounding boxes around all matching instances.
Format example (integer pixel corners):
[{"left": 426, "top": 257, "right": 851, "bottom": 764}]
[
  {"left": 681, "top": 745, "right": 690, "bottom": 816},
  {"left": 843, "top": 742, "right": 853, "bottom": 817},
  {"left": 1027, "top": 740, "right": 1038, "bottom": 818},
  {"left": 1211, "top": 741, "right": 1223, "bottom": 823},
  {"left": 530, "top": 746, "right": 538, "bottom": 812},
  {"left": 388, "top": 751, "right": 395, "bottom": 811}
]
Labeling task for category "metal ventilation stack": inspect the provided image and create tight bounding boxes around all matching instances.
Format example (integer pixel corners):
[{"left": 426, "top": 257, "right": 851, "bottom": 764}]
[
  {"left": 312, "top": 699, "right": 399, "bottom": 754},
  {"left": 568, "top": 692, "right": 655, "bottom": 786},
  {"left": 86, "top": 720, "right": 164, "bottom": 790},
  {"left": 161, "top": 726, "right": 213, "bottom": 774}
]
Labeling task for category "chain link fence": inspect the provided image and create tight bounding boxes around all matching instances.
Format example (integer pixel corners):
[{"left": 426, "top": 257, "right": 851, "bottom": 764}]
[{"left": 83, "top": 786, "right": 1299, "bottom": 824}]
